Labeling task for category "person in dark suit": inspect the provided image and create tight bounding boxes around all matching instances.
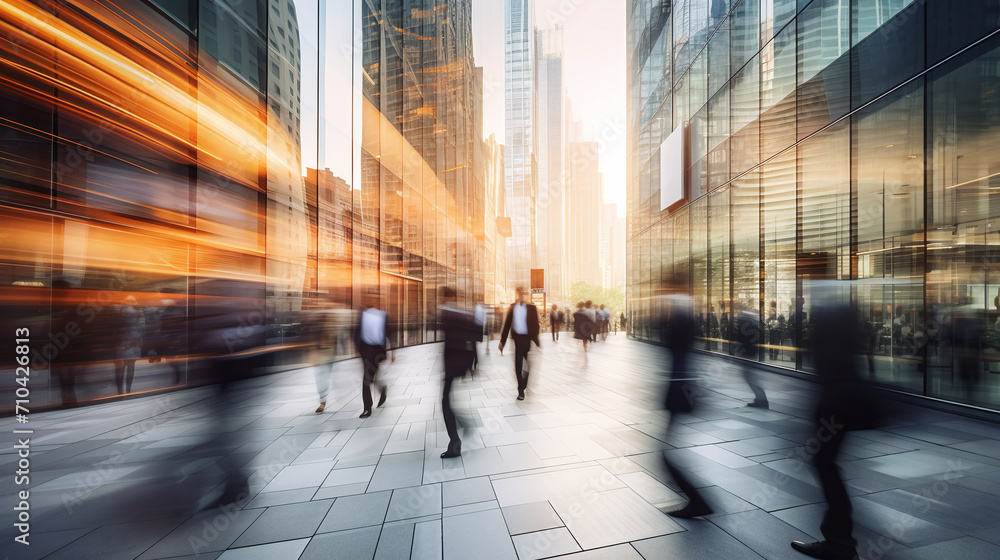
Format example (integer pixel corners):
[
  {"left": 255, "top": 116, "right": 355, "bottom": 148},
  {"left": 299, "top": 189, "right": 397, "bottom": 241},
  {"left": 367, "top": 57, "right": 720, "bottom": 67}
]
[
  {"left": 734, "top": 305, "right": 769, "bottom": 408},
  {"left": 499, "top": 287, "right": 540, "bottom": 401},
  {"left": 658, "top": 281, "right": 713, "bottom": 519},
  {"left": 791, "top": 288, "right": 879, "bottom": 560},
  {"left": 439, "top": 287, "right": 479, "bottom": 458}
]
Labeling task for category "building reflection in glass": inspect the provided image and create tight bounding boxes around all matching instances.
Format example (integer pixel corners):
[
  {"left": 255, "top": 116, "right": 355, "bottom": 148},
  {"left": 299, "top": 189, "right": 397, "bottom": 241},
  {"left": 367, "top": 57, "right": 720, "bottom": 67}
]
[
  {"left": 626, "top": 1, "right": 1000, "bottom": 409},
  {"left": 0, "top": 0, "right": 505, "bottom": 411}
]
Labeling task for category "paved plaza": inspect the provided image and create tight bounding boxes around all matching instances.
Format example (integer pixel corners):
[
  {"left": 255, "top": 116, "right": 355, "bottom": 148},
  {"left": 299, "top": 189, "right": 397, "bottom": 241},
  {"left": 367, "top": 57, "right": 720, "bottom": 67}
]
[{"left": 4, "top": 335, "right": 1000, "bottom": 559}]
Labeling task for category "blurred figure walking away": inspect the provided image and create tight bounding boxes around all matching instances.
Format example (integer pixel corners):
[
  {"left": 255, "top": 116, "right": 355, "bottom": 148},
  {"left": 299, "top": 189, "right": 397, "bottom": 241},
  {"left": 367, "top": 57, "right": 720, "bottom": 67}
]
[
  {"left": 355, "top": 304, "right": 395, "bottom": 418},
  {"left": 551, "top": 304, "right": 563, "bottom": 342},
  {"left": 472, "top": 301, "right": 486, "bottom": 372},
  {"left": 499, "top": 287, "right": 540, "bottom": 401},
  {"left": 439, "top": 287, "right": 479, "bottom": 458},
  {"left": 311, "top": 309, "right": 338, "bottom": 413},
  {"left": 658, "top": 279, "right": 713, "bottom": 519},
  {"left": 734, "top": 304, "right": 769, "bottom": 408},
  {"left": 573, "top": 302, "right": 592, "bottom": 364},
  {"left": 584, "top": 301, "right": 598, "bottom": 342},
  {"left": 791, "top": 284, "right": 880, "bottom": 560},
  {"left": 115, "top": 295, "right": 145, "bottom": 394}
]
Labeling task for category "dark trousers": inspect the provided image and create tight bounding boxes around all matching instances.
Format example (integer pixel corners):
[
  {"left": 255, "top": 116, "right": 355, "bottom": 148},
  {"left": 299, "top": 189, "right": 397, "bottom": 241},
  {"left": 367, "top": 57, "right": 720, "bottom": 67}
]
[
  {"left": 513, "top": 334, "right": 531, "bottom": 394},
  {"left": 663, "top": 416, "right": 706, "bottom": 506},
  {"left": 552, "top": 324, "right": 560, "bottom": 341},
  {"left": 743, "top": 366, "right": 768, "bottom": 406},
  {"left": 442, "top": 353, "right": 469, "bottom": 452},
  {"left": 814, "top": 423, "right": 854, "bottom": 551},
  {"left": 115, "top": 359, "right": 137, "bottom": 394},
  {"left": 360, "top": 343, "right": 386, "bottom": 411}
]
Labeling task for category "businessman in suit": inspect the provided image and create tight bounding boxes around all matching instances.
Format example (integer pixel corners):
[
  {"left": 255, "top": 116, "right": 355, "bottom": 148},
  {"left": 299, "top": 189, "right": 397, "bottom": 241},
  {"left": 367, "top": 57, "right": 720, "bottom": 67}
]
[
  {"left": 438, "top": 287, "right": 479, "bottom": 458},
  {"left": 499, "top": 287, "right": 540, "bottom": 401}
]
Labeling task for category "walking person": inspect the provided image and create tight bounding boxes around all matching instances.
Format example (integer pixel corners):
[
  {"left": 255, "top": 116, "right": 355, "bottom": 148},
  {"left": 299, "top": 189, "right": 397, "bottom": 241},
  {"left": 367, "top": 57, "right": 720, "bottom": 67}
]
[
  {"left": 472, "top": 301, "right": 486, "bottom": 372},
  {"left": 439, "top": 287, "right": 478, "bottom": 458},
  {"left": 573, "top": 302, "right": 592, "bottom": 363},
  {"left": 115, "top": 295, "right": 145, "bottom": 394},
  {"left": 734, "top": 303, "right": 769, "bottom": 408},
  {"left": 312, "top": 310, "right": 338, "bottom": 413},
  {"left": 791, "top": 287, "right": 880, "bottom": 560},
  {"left": 498, "top": 287, "right": 540, "bottom": 401},
  {"left": 550, "top": 304, "right": 562, "bottom": 342},
  {"left": 766, "top": 301, "right": 783, "bottom": 360},
  {"left": 658, "top": 281, "right": 713, "bottom": 519},
  {"left": 584, "top": 301, "right": 598, "bottom": 342},
  {"left": 354, "top": 304, "right": 395, "bottom": 418}
]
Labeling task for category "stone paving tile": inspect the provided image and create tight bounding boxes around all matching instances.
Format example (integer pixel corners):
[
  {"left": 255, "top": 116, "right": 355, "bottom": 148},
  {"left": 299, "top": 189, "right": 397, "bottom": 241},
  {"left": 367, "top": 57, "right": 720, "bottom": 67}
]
[
  {"left": 511, "top": 527, "right": 581, "bottom": 560},
  {"left": 215, "top": 538, "right": 310, "bottom": 560},
  {"left": 441, "top": 475, "right": 495, "bottom": 507},
  {"left": 15, "top": 338, "right": 1000, "bottom": 559},
  {"left": 501, "top": 501, "right": 564, "bottom": 535},
  {"left": 231, "top": 499, "right": 334, "bottom": 548},
  {"left": 316, "top": 491, "right": 391, "bottom": 533}
]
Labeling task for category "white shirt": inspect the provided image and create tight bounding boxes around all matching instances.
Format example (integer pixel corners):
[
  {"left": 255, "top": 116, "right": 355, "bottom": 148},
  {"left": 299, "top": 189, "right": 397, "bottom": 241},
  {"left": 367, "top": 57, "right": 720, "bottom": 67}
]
[
  {"left": 474, "top": 303, "right": 485, "bottom": 326},
  {"left": 583, "top": 308, "right": 596, "bottom": 322},
  {"left": 512, "top": 303, "right": 528, "bottom": 335},
  {"left": 360, "top": 308, "right": 387, "bottom": 346}
]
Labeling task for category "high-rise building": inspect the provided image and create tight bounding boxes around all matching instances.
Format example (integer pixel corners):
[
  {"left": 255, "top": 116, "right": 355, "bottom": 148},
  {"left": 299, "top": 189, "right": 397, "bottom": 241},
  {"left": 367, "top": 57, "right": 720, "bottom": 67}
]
[
  {"left": 505, "top": 0, "right": 536, "bottom": 293},
  {"left": 363, "top": 0, "right": 484, "bottom": 343},
  {"left": 266, "top": 0, "right": 308, "bottom": 314},
  {"left": 568, "top": 141, "right": 603, "bottom": 288},
  {"left": 484, "top": 134, "right": 509, "bottom": 306},
  {"left": 626, "top": 0, "right": 1000, "bottom": 411},
  {"left": 0, "top": 0, "right": 493, "bottom": 410},
  {"left": 535, "top": 26, "right": 567, "bottom": 300}
]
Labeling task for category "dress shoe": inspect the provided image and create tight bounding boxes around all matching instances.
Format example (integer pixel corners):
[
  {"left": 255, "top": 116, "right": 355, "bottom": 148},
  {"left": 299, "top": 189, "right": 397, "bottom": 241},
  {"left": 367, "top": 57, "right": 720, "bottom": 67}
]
[
  {"left": 747, "top": 401, "right": 769, "bottom": 409},
  {"left": 516, "top": 393, "right": 525, "bottom": 401},
  {"left": 315, "top": 402, "right": 326, "bottom": 413},
  {"left": 440, "top": 447, "right": 461, "bottom": 459},
  {"left": 666, "top": 500, "right": 713, "bottom": 519},
  {"left": 790, "top": 540, "right": 859, "bottom": 560},
  {"left": 377, "top": 386, "right": 387, "bottom": 407},
  {"left": 359, "top": 409, "right": 372, "bottom": 419}
]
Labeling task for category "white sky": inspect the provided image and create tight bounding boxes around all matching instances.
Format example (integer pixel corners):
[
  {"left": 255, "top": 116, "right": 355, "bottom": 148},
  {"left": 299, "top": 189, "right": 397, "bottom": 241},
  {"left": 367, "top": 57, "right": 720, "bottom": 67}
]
[{"left": 472, "top": 0, "right": 627, "bottom": 216}]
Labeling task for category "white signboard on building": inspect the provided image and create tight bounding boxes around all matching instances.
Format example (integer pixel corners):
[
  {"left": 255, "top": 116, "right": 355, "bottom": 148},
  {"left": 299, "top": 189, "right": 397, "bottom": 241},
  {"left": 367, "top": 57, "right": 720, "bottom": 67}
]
[{"left": 660, "top": 125, "right": 686, "bottom": 212}]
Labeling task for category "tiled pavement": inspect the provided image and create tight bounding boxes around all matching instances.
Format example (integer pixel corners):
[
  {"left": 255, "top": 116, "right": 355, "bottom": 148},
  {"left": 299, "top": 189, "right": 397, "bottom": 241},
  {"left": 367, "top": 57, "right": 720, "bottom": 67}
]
[{"left": 4, "top": 335, "right": 1000, "bottom": 559}]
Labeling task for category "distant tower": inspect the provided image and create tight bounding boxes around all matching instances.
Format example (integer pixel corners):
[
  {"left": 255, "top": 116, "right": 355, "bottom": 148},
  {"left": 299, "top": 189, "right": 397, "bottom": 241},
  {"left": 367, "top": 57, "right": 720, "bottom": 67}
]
[
  {"left": 505, "top": 0, "right": 536, "bottom": 293},
  {"left": 266, "top": 0, "right": 307, "bottom": 312},
  {"left": 536, "top": 26, "right": 566, "bottom": 300}
]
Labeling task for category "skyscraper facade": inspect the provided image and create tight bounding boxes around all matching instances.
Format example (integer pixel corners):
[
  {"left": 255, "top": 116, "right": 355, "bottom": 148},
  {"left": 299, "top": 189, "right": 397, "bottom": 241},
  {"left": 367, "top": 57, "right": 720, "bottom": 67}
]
[
  {"left": 626, "top": 0, "right": 1000, "bottom": 410},
  {"left": 505, "top": 0, "right": 537, "bottom": 293},
  {"left": 0, "top": 0, "right": 497, "bottom": 411},
  {"left": 568, "top": 141, "right": 604, "bottom": 288},
  {"left": 536, "top": 26, "right": 568, "bottom": 300}
]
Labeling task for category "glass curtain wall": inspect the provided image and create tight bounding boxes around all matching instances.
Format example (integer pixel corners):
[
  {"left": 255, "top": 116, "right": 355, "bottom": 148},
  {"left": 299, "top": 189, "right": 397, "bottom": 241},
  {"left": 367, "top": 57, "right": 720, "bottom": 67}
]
[
  {"left": 626, "top": 0, "right": 1000, "bottom": 410},
  {"left": 0, "top": 0, "right": 488, "bottom": 412}
]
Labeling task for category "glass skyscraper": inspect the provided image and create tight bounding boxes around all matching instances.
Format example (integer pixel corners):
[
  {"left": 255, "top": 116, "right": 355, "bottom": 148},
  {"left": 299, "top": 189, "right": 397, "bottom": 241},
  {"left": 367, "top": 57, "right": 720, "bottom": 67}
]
[
  {"left": 505, "top": 0, "right": 537, "bottom": 292},
  {"left": 0, "top": 0, "right": 500, "bottom": 411},
  {"left": 626, "top": 0, "right": 1000, "bottom": 410}
]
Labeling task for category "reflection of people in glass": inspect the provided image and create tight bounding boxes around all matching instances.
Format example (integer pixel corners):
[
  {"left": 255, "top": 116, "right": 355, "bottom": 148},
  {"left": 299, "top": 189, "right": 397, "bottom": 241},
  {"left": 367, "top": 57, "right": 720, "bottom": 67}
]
[
  {"left": 50, "top": 279, "right": 82, "bottom": 407},
  {"left": 952, "top": 305, "right": 983, "bottom": 400},
  {"left": 115, "top": 295, "right": 145, "bottom": 394},
  {"left": 734, "top": 304, "right": 768, "bottom": 409},
  {"left": 767, "top": 301, "right": 784, "bottom": 359}
]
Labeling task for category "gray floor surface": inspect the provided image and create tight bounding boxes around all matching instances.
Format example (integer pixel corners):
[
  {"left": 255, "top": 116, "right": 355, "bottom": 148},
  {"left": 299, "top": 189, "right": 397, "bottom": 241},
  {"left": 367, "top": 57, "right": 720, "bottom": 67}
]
[{"left": 3, "top": 335, "right": 1000, "bottom": 560}]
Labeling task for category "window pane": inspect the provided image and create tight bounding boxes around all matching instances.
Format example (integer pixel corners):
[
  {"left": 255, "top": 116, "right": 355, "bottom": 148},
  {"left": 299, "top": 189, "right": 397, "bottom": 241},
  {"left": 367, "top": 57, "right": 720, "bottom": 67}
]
[{"left": 797, "top": 0, "right": 849, "bottom": 139}]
